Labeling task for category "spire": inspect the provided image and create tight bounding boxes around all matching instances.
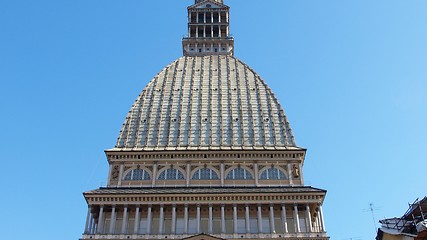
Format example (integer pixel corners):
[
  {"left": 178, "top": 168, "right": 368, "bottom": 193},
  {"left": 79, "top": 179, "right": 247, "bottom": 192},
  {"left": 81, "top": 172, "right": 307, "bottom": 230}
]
[
  {"left": 182, "top": 0, "right": 234, "bottom": 56},
  {"left": 195, "top": 0, "right": 223, "bottom": 3}
]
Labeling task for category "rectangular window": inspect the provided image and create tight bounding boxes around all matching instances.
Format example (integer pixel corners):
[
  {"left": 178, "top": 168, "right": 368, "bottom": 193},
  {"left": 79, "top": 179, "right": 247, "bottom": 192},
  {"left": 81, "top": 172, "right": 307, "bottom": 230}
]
[
  {"left": 286, "top": 216, "right": 295, "bottom": 233},
  {"left": 262, "top": 218, "right": 270, "bottom": 233},
  {"left": 128, "top": 218, "right": 135, "bottom": 234},
  {"left": 274, "top": 216, "right": 282, "bottom": 233},
  {"left": 115, "top": 218, "right": 123, "bottom": 234},
  {"left": 249, "top": 217, "right": 258, "bottom": 233},
  {"left": 188, "top": 218, "right": 197, "bottom": 234},
  {"left": 236, "top": 219, "right": 246, "bottom": 233},
  {"left": 213, "top": 218, "right": 221, "bottom": 233},
  {"left": 151, "top": 217, "right": 159, "bottom": 234},
  {"left": 176, "top": 218, "right": 185, "bottom": 234},
  {"left": 139, "top": 219, "right": 148, "bottom": 234}
]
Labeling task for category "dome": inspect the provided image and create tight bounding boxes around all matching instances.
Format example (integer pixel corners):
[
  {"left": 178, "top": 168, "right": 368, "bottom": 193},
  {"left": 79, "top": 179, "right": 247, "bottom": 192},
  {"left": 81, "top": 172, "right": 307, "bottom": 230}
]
[{"left": 114, "top": 55, "right": 298, "bottom": 151}]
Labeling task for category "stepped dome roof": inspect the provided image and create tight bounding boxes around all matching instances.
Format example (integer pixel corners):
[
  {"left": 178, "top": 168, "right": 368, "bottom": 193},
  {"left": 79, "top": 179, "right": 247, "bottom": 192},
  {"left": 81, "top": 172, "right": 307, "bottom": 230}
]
[{"left": 113, "top": 55, "right": 298, "bottom": 151}]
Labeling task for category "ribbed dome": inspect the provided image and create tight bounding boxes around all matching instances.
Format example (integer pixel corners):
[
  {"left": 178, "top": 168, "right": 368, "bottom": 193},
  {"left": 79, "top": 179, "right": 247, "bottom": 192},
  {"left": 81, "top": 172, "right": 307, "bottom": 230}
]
[{"left": 114, "top": 55, "right": 298, "bottom": 151}]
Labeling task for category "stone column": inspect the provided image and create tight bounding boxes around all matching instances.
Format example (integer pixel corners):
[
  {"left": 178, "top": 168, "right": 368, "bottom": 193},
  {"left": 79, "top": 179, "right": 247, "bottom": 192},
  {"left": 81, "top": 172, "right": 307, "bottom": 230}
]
[
  {"left": 254, "top": 162, "right": 259, "bottom": 186},
  {"left": 186, "top": 162, "right": 191, "bottom": 186},
  {"left": 109, "top": 205, "right": 116, "bottom": 234},
  {"left": 171, "top": 205, "right": 177, "bottom": 234},
  {"left": 245, "top": 205, "right": 250, "bottom": 233},
  {"left": 257, "top": 205, "right": 263, "bottom": 233},
  {"left": 233, "top": 205, "right": 238, "bottom": 233},
  {"left": 159, "top": 205, "right": 164, "bottom": 234},
  {"left": 134, "top": 206, "right": 140, "bottom": 234},
  {"left": 89, "top": 215, "right": 95, "bottom": 234},
  {"left": 221, "top": 205, "right": 226, "bottom": 233},
  {"left": 294, "top": 205, "right": 300, "bottom": 233},
  {"left": 122, "top": 206, "right": 128, "bottom": 234},
  {"left": 314, "top": 214, "right": 320, "bottom": 232},
  {"left": 97, "top": 206, "right": 104, "bottom": 234},
  {"left": 184, "top": 204, "right": 189, "bottom": 234},
  {"left": 220, "top": 162, "right": 225, "bottom": 186},
  {"left": 208, "top": 205, "right": 213, "bottom": 234},
  {"left": 269, "top": 205, "right": 276, "bottom": 233},
  {"left": 211, "top": 11, "right": 214, "bottom": 23},
  {"left": 306, "top": 205, "right": 312, "bottom": 232},
  {"left": 147, "top": 205, "right": 152, "bottom": 234},
  {"left": 281, "top": 204, "right": 288, "bottom": 233},
  {"left": 152, "top": 163, "right": 157, "bottom": 187},
  {"left": 204, "top": 12, "right": 206, "bottom": 23},
  {"left": 319, "top": 205, "right": 326, "bottom": 232},
  {"left": 197, "top": 205, "right": 201, "bottom": 233},
  {"left": 84, "top": 205, "right": 92, "bottom": 233}
]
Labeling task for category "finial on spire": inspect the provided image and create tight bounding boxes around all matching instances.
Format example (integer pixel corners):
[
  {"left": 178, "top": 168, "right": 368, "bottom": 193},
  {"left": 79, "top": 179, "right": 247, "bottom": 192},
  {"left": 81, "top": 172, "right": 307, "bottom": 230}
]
[
  {"left": 195, "top": 0, "right": 223, "bottom": 4},
  {"left": 183, "top": 0, "right": 233, "bottom": 56}
]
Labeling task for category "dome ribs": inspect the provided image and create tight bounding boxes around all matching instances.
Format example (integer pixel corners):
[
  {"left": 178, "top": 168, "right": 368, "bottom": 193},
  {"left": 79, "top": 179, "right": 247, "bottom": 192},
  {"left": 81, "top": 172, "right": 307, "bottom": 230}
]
[
  {"left": 156, "top": 62, "right": 176, "bottom": 148},
  {"left": 179, "top": 57, "right": 195, "bottom": 148},
  {"left": 270, "top": 94, "right": 286, "bottom": 147},
  {"left": 232, "top": 57, "right": 243, "bottom": 147},
  {"left": 257, "top": 75, "right": 275, "bottom": 148},
  {"left": 242, "top": 63, "right": 254, "bottom": 147},
  {"left": 221, "top": 56, "right": 232, "bottom": 147},
  {"left": 146, "top": 62, "right": 169, "bottom": 149},
  {"left": 201, "top": 56, "right": 213, "bottom": 148},
  {"left": 188, "top": 57, "right": 203, "bottom": 148},
  {"left": 166, "top": 57, "right": 187, "bottom": 149},
  {"left": 138, "top": 80, "right": 157, "bottom": 148},
  {"left": 249, "top": 67, "right": 265, "bottom": 148},
  {"left": 114, "top": 56, "right": 297, "bottom": 150},
  {"left": 210, "top": 55, "right": 221, "bottom": 148}
]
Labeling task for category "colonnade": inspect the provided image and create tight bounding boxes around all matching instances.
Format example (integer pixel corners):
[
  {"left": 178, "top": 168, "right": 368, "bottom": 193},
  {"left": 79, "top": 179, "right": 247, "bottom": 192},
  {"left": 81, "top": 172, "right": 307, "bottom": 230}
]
[
  {"left": 84, "top": 203, "right": 326, "bottom": 236},
  {"left": 189, "top": 11, "right": 229, "bottom": 24}
]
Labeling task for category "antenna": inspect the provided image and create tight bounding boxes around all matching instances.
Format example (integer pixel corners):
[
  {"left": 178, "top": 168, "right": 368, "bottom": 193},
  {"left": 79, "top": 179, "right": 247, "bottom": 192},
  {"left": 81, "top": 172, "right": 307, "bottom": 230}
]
[{"left": 363, "top": 203, "right": 380, "bottom": 234}]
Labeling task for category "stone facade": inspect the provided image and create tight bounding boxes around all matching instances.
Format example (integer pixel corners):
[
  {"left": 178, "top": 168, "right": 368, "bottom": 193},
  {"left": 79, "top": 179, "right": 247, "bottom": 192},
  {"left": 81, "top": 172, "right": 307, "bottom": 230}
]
[{"left": 80, "top": 1, "right": 329, "bottom": 240}]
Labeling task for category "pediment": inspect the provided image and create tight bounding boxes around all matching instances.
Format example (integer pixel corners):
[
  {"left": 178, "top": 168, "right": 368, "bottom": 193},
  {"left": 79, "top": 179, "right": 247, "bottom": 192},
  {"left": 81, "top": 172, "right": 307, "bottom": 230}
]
[
  {"left": 182, "top": 233, "right": 225, "bottom": 240},
  {"left": 190, "top": 0, "right": 228, "bottom": 10}
]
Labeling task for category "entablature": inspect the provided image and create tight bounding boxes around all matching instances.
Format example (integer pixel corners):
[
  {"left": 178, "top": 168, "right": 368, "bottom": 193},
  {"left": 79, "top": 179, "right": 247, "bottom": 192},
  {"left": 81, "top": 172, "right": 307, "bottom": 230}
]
[{"left": 84, "top": 188, "right": 326, "bottom": 206}]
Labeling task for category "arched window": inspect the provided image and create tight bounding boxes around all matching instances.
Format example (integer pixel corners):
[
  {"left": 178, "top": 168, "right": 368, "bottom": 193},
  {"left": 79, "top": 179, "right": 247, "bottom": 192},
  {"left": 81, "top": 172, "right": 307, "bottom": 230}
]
[
  {"left": 158, "top": 168, "right": 185, "bottom": 180},
  {"left": 226, "top": 167, "right": 253, "bottom": 180},
  {"left": 259, "top": 167, "right": 287, "bottom": 180},
  {"left": 192, "top": 167, "right": 219, "bottom": 180},
  {"left": 124, "top": 169, "right": 151, "bottom": 180}
]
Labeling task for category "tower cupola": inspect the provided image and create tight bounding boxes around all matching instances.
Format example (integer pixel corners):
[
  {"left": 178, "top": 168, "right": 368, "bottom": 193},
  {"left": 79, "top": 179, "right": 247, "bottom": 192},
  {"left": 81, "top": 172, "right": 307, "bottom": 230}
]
[{"left": 182, "top": 0, "right": 234, "bottom": 56}]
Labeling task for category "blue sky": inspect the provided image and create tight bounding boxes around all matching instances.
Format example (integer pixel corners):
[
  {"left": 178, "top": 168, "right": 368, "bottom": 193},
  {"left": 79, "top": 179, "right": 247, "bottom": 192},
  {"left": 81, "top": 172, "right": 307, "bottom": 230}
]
[{"left": 1, "top": 1, "right": 426, "bottom": 239}]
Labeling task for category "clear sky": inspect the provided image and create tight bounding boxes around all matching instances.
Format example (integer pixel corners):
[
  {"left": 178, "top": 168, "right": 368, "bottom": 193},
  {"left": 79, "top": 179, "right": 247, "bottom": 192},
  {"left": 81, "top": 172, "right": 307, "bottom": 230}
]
[{"left": 1, "top": 1, "right": 426, "bottom": 239}]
